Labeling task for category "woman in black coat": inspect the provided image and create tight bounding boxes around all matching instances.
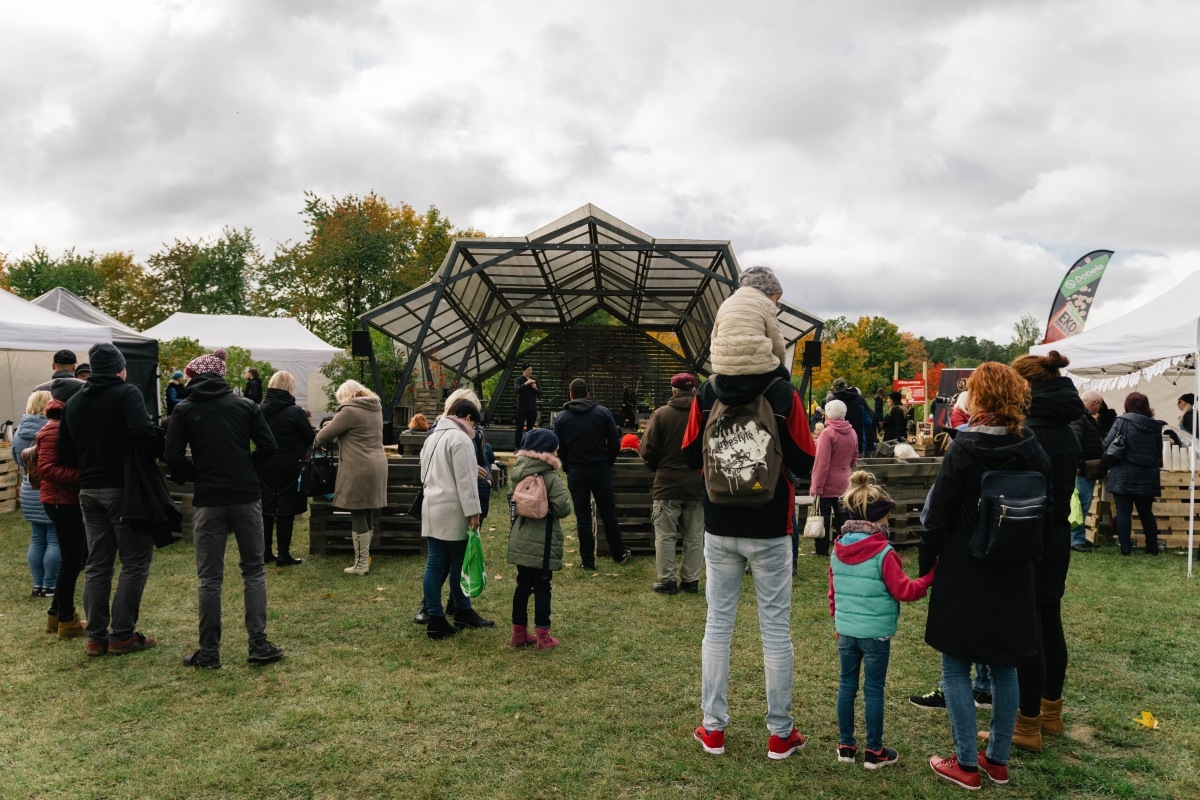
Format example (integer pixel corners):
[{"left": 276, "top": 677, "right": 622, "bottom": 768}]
[
  {"left": 1010, "top": 351, "right": 1085, "bottom": 749},
  {"left": 920, "top": 363, "right": 1052, "bottom": 790},
  {"left": 1104, "top": 392, "right": 1165, "bottom": 556},
  {"left": 258, "top": 372, "right": 316, "bottom": 566},
  {"left": 882, "top": 390, "right": 908, "bottom": 442}
]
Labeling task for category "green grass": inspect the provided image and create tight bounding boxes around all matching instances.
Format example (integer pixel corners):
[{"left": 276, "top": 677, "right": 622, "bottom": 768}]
[{"left": 1, "top": 501, "right": 1198, "bottom": 799}]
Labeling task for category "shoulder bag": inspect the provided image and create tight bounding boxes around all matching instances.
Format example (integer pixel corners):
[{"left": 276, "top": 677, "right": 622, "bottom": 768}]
[
  {"left": 300, "top": 444, "right": 338, "bottom": 497},
  {"left": 1101, "top": 420, "right": 1128, "bottom": 469}
]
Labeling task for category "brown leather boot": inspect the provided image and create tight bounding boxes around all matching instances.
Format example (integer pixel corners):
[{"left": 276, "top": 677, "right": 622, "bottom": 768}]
[
  {"left": 57, "top": 614, "right": 86, "bottom": 639},
  {"left": 45, "top": 612, "right": 58, "bottom": 634},
  {"left": 1012, "top": 712, "right": 1043, "bottom": 752},
  {"left": 1040, "top": 697, "right": 1065, "bottom": 735}
]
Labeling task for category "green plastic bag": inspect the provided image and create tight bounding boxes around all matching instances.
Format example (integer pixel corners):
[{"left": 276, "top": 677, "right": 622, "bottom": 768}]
[
  {"left": 1068, "top": 487, "right": 1084, "bottom": 528},
  {"left": 460, "top": 527, "right": 487, "bottom": 598}
]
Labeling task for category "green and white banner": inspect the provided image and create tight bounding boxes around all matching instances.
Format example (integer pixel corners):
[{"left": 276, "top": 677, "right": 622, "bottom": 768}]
[{"left": 1043, "top": 250, "right": 1114, "bottom": 343}]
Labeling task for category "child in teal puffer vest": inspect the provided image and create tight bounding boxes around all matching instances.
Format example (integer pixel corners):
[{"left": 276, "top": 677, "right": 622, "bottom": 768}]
[{"left": 829, "top": 470, "right": 935, "bottom": 770}]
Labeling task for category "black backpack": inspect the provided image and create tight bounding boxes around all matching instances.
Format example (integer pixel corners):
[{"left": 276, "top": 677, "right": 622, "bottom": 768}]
[{"left": 967, "top": 463, "right": 1047, "bottom": 562}]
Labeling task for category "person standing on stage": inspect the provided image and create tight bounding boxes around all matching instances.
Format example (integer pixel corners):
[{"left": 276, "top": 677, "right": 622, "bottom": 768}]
[{"left": 514, "top": 363, "right": 541, "bottom": 447}]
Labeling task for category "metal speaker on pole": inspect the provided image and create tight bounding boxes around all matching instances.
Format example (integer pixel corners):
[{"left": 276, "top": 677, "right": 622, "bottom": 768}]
[
  {"left": 802, "top": 340, "right": 822, "bottom": 369},
  {"left": 351, "top": 330, "right": 371, "bottom": 358}
]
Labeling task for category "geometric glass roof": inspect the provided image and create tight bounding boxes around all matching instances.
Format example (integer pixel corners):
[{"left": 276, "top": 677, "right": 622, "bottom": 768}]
[{"left": 361, "top": 204, "right": 823, "bottom": 394}]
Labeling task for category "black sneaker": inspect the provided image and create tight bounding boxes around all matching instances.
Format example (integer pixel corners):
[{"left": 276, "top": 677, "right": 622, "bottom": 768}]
[
  {"left": 864, "top": 746, "right": 899, "bottom": 770},
  {"left": 679, "top": 581, "right": 699, "bottom": 594},
  {"left": 652, "top": 580, "right": 678, "bottom": 595},
  {"left": 974, "top": 689, "right": 993, "bottom": 709},
  {"left": 837, "top": 744, "right": 858, "bottom": 763},
  {"left": 413, "top": 600, "right": 429, "bottom": 625},
  {"left": 276, "top": 555, "right": 303, "bottom": 566},
  {"left": 247, "top": 641, "right": 284, "bottom": 665},
  {"left": 1070, "top": 543, "right": 1093, "bottom": 553},
  {"left": 452, "top": 609, "right": 495, "bottom": 629},
  {"left": 909, "top": 687, "right": 946, "bottom": 710},
  {"left": 581, "top": 562, "right": 597, "bottom": 571},
  {"left": 614, "top": 550, "right": 632, "bottom": 565},
  {"left": 183, "top": 650, "right": 222, "bottom": 670}
]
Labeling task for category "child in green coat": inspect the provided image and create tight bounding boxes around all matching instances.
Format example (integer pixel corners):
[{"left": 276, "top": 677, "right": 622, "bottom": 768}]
[{"left": 507, "top": 429, "right": 573, "bottom": 649}]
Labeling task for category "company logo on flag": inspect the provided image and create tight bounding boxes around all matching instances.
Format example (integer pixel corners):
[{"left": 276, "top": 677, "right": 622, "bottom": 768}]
[{"left": 1043, "top": 250, "right": 1113, "bottom": 344}]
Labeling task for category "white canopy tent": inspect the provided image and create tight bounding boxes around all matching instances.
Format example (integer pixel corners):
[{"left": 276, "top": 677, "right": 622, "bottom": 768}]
[
  {"left": 142, "top": 313, "right": 341, "bottom": 411},
  {"left": 0, "top": 288, "right": 113, "bottom": 429},
  {"left": 1030, "top": 271, "right": 1199, "bottom": 577}
]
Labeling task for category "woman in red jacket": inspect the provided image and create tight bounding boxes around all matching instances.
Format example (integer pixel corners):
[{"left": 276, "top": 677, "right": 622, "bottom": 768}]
[{"left": 35, "top": 380, "right": 87, "bottom": 638}]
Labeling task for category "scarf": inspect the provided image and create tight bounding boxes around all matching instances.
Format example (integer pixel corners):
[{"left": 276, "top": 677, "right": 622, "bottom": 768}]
[{"left": 839, "top": 519, "right": 890, "bottom": 538}]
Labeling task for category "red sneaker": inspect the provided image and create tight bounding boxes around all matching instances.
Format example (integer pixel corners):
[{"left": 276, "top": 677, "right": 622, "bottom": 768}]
[
  {"left": 978, "top": 752, "right": 1010, "bottom": 784},
  {"left": 930, "top": 755, "right": 981, "bottom": 790},
  {"left": 767, "top": 728, "right": 806, "bottom": 760},
  {"left": 694, "top": 726, "right": 725, "bottom": 755}
]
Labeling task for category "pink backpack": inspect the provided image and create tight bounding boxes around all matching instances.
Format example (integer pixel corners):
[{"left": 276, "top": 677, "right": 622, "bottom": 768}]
[{"left": 511, "top": 474, "right": 549, "bottom": 519}]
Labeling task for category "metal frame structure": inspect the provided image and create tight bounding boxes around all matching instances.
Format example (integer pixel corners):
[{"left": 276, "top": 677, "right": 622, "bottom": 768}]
[{"left": 360, "top": 204, "right": 823, "bottom": 421}]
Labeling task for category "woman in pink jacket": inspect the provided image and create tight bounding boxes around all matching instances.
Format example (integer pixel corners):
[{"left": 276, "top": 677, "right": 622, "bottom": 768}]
[{"left": 810, "top": 399, "right": 859, "bottom": 556}]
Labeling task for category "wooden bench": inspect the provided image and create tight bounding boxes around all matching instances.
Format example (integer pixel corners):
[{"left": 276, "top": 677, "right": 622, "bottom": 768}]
[
  {"left": 308, "top": 455, "right": 425, "bottom": 555},
  {"left": 810, "top": 457, "right": 942, "bottom": 546},
  {"left": 596, "top": 456, "right": 656, "bottom": 556}
]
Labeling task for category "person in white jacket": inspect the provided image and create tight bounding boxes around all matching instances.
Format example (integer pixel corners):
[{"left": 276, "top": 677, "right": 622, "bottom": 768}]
[{"left": 709, "top": 266, "right": 786, "bottom": 376}]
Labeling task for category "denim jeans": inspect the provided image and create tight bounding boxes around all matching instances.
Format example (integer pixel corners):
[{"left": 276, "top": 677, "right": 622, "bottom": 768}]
[
  {"left": 27, "top": 520, "right": 61, "bottom": 590},
  {"left": 193, "top": 502, "right": 269, "bottom": 660},
  {"left": 568, "top": 464, "right": 625, "bottom": 565},
  {"left": 837, "top": 635, "right": 891, "bottom": 751},
  {"left": 937, "top": 663, "right": 991, "bottom": 694},
  {"left": 1071, "top": 476, "right": 1095, "bottom": 547},
  {"left": 943, "top": 654, "right": 1018, "bottom": 766},
  {"left": 80, "top": 489, "right": 154, "bottom": 644},
  {"left": 422, "top": 538, "right": 472, "bottom": 618},
  {"left": 1112, "top": 493, "right": 1159, "bottom": 554},
  {"left": 651, "top": 499, "right": 704, "bottom": 584},
  {"left": 45, "top": 504, "right": 87, "bottom": 621},
  {"left": 701, "top": 533, "right": 794, "bottom": 737},
  {"left": 512, "top": 565, "right": 552, "bottom": 628}
]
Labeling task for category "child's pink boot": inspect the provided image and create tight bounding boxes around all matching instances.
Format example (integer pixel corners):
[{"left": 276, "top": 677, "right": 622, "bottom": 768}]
[
  {"left": 510, "top": 624, "right": 537, "bottom": 647},
  {"left": 536, "top": 627, "right": 559, "bottom": 649}
]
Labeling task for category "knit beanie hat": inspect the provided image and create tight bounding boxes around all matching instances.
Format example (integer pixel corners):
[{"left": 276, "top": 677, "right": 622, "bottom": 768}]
[
  {"left": 1181, "top": 393, "right": 1196, "bottom": 406},
  {"left": 825, "top": 399, "right": 847, "bottom": 420},
  {"left": 185, "top": 348, "right": 228, "bottom": 378},
  {"left": 50, "top": 377, "right": 85, "bottom": 402},
  {"left": 521, "top": 428, "right": 559, "bottom": 454},
  {"left": 739, "top": 266, "right": 782, "bottom": 297},
  {"left": 88, "top": 342, "right": 126, "bottom": 375},
  {"left": 171, "top": 370, "right": 184, "bottom": 380},
  {"left": 620, "top": 433, "right": 640, "bottom": 450}
]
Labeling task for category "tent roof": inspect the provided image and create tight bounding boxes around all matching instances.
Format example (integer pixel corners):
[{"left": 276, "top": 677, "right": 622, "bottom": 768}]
[
  {"left": 142, "top": 313, "right": 341, "bottom": 359},
  {"left": 0, "top": 288, "right": 112, "bottom": 353},
  {"left": 31, "top": 287, "right": 155, "bottom": 345},
  {"left": 1029, "top": 271, "right": 1200, "bottom": 378},
  {"left": 361, "top": 204, "right": 822, "bottom": 379}
]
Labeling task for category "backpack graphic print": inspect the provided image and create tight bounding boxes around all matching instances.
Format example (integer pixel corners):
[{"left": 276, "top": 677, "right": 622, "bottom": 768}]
[
  {"left": 510, "top": 474, "right": 549, "bottom": 520},
  {"left": 702, "top": 378, "right": 784, "bottom": 507}
]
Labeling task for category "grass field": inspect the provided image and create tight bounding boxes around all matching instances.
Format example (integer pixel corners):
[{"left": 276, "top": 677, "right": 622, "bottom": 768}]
[{"left": 1, "top": 499, "right": 1198, "bottom": 799}]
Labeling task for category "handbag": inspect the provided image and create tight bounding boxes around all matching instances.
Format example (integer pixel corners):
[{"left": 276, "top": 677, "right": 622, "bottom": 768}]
[
  {"left": 21, "top": 445, "right": 41, "bottom": 490},
  {"left": 460, "top": 527, "right": 487, "bottom": 598},
  {"left": 1101, "top": 421, "right": 1128, "bottom": 469},
  {"left": 802, "top": 501, "right": 825, "bottom": 538},
  {"left": 1081, "top": 459, "right": 1105, "bottom": 481},
  {"left": 300, "top": 445, "right": 337, "bottom": 497}
]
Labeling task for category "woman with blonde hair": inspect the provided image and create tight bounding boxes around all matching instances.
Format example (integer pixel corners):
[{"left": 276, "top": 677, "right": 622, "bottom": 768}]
[
  {"left": 13, "top": 391, "right": 58, "bottom": 599},
  {"left": 258, "top": 371, "right": 316, "bottom": 566},
  {"left": 313, "top": 380, "right": 388, "bottom": 575},
  {"left": 920, "top": 363, "right": 1052, "bottom": 790}
]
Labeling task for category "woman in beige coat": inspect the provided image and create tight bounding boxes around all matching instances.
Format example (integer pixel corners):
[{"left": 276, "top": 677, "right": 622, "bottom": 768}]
[{"left": 314, "top": 380, "right": 388, "bottom": 575}]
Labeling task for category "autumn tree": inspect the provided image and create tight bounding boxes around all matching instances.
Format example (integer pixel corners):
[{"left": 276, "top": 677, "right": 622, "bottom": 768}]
[
  {"left": 4, "top": 246, "right": 106, "bottom": 300},
  {"left": 1009, "top": 313, "right": 1042, "bottom": 359},
  {"left": 145, "top": 227, "right": 259, "bottom": 327}
]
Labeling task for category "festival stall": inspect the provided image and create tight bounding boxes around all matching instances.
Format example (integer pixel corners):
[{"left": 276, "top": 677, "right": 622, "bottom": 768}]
[
  {"left": 142, "top": 313, "right": 341, "bottom": 411},
  {"left": 1030, "top": 271, "right": 1199, "bottom": 576},
  {"left": 32, "top": 287, "right": 160, "bottom": 418}
]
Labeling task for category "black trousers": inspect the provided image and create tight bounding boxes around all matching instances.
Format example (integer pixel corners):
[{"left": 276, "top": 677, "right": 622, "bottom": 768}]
[
  {"left": 263, "top": 514, "right": 296, "bottom": 558},
  {"left": 568, "top": 464, "right": 625, "bottom": 566},
  {"left": 815, "top": 496, "right": 847, "bottom": 557},
  {"left": 515, "top": 408, "right": 537, "bottom": 449},
  {"left": 1018, "top": 599, "right": 1068, "bottom": 713},
  {"left": 45, "top": 503, "right": 87, "bottom": 621},
  {"left": 513, "top": 565, "right": 553, "bottom": 628}
]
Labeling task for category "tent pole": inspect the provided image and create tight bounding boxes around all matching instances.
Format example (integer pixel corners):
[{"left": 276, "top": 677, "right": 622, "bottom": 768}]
[{"left": 1189, "top": 349, "right": 1198, "bottom": 579}]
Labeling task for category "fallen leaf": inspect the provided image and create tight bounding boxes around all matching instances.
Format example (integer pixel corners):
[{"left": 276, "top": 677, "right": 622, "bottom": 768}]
[
  {"left": 1135, "top": 711, "right": 1159, "bottom": 729},
  {"left": 320, "top": 593, "right": 334, "bottom": 599},
  {"left": 376, "top": 586, "right": 386, "bottom": 592}
]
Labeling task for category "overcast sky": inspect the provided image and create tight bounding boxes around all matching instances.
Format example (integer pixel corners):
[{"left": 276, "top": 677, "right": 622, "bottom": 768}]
[{"left": 4, "top": 0, "right": 1199, "bottom": 342}]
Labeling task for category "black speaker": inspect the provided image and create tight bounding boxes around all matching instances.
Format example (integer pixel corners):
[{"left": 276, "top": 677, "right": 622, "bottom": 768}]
[
  {"left": 351, "top": 330, "right": 371, "bottom": 358},
  {"left": 803, "top": 340, "right": 822, "bottom": 369}
]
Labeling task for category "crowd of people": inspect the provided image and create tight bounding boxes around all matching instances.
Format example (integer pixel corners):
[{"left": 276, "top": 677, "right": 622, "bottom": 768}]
[{"left": 7, "top": 262, "right": 1194, "bottom": 790}]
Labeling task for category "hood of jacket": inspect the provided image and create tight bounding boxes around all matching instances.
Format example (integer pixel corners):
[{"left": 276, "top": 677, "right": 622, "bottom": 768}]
[
  {"left": 667, "top": 390, "right": 695, "bottom": 411},
  {"left": 260, "top": 387, "right": 296, "bottom": 415},
  {"left": 45, "top": 399, "right": 65, "bottom": 421},
  {"left": 17, "top": 413, "right": 46, "bottom": 440},
  {"left": 1027, "top": 377, "right": 1086, "bottom": 426},
  {"left": 341, "top": 395, "right": 382, "bottom": 415},
  {"left": 511, "top": 450, "right": 562, "bottom": 482},
  {"left": 1117, "top": 412, "right": 1167, "bottom": 434},
  {"left": 832, "top": 529, "right": 891, "bottom": 565},
  {"left": 951, "top": 426, "right": 1046, "bottom": 468},
  {"left": 563, "top": 397, "right": 598, "bottom": 414},
  {"left": 822, "top": 417, "right": 856, "bottom": 439},
  {"left": 711, "top": 364, "right": 792, "bottom": 406},
  {"left": 75, "top": 373, "right": 126, "bottom": 398},
  {"left": 184, "top": 373, "right": 234, "bottom": 401}
]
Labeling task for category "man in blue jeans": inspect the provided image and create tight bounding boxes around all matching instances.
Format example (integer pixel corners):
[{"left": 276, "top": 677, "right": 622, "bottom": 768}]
[
  {"left": 166, "top": 349, "right": 282, "bottom": 669},
  {"left": 682, "top": 356, "right": 816, "bottom": 759},
  {"left": 554, "top": 378, "right": 629, "bottom": 568}
]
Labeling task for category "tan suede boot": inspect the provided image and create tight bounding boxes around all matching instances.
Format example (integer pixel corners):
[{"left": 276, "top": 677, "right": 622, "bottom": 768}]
[
  {"left": 345, "top": 531, "right": 371, "bottom": 575},
  {"left": 343, "top": 532, "right": 362, "bottom": 574},
  {"left": 45, "top": 612, "right": 58, "bottom": 634},
  {"left": 1012, "top": 712, "right": 1043, "bottom": 752},
  {"left": 1040, "top": 697, "right": 1065, "bottom": 735},
  {"left": 57, "top": 614, "right": 86, "bottom": 639}
]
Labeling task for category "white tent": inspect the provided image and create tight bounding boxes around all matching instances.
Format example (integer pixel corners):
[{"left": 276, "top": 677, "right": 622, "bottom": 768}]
[
  {"left": 143, "top": 313, "right": 341, "bottom": 411},
  {"left": 0, "top": 288, "right": 112, "bottom": 429},
  {"left": 1030, "top": 271, "right": 1199, "bottom": 576}
]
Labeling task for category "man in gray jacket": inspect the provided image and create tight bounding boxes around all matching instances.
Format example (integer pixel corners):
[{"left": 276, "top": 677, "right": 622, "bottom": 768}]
[{"left": 640, "top": 373, "right": 704, "bottom": 594}]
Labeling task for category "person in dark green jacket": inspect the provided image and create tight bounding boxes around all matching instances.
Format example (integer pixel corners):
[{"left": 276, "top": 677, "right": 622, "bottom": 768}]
[{"left": 507, "top": 428, "right": 572, "bottom": 650}]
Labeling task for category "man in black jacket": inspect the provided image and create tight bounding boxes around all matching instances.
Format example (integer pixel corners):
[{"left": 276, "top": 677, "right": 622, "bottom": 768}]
[
  {"left": 1070, "top": 390, "right": 1106, "bottom": 553},
  {"left": 553, "top": 378, "right": 629, "bottom": 568},
  {"left": 59, "top": 342, "right": 160, "bottom": 657},
  {"left": 165, "top": 349, "right": 282, "bottom": 669},
  {"left": 514, "top": 363, "right": 541, "bottom": 449}
]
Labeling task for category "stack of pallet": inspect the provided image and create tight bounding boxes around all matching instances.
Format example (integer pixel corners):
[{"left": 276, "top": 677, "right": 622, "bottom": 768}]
[
  {"left": 1084, "top": 486, "right": 1115, "bottom": 545},
  {"left": 308, "top": 454, "right": 424, "bottom": 556},
  {"left": 1130, "top": 470, "right": 1199, "bottom": 550},
  {"left": 596, "top": 456, "right": 656, "bottom": 556},
  {"left": 0, "top": 443, "right": 17, "bottom": 514},
  {"left": 849, "top": 456, "right": 943, "bottom": 545}
]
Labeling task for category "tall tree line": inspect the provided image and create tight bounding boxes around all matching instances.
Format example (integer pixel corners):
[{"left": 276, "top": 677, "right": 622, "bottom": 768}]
[{"left": 0, "top": 192, "right": 480, "bottom": 347}]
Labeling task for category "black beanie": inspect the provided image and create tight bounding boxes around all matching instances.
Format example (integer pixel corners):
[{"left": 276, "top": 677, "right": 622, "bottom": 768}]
[
  {"left": 89, "top": 342, "right": 126, "bottom": 376},
  {"left": 50, "top": 377, "right": 85, "bottom": 402}
]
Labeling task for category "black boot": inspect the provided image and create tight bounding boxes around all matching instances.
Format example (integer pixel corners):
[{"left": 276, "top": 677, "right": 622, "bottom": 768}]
[
  {"left": 413, "top": 600, "right": 429, "bottom": 625},
  {"left": 426, "top": 615, "right": 458, "bottom": 640},
  {"left": 452, "top": 608, "right": 495, "bottom": 629}
]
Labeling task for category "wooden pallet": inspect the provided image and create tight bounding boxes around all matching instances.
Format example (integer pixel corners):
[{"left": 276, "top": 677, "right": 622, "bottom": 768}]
[
  {"left": 1091, "top": 471, "right": 1199, "bottom": 549},
  {"left": 308, "top": 456, "right": 425, "bottom": 556},
  {"left": 854, "top": 457, "right": 942, "bottom": 545},
  {"left": 596, "top": 456, "right": 657, "bottom": 556},
  {"left": 0, "top": 449, "right": 18, "bottom": 514}
]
